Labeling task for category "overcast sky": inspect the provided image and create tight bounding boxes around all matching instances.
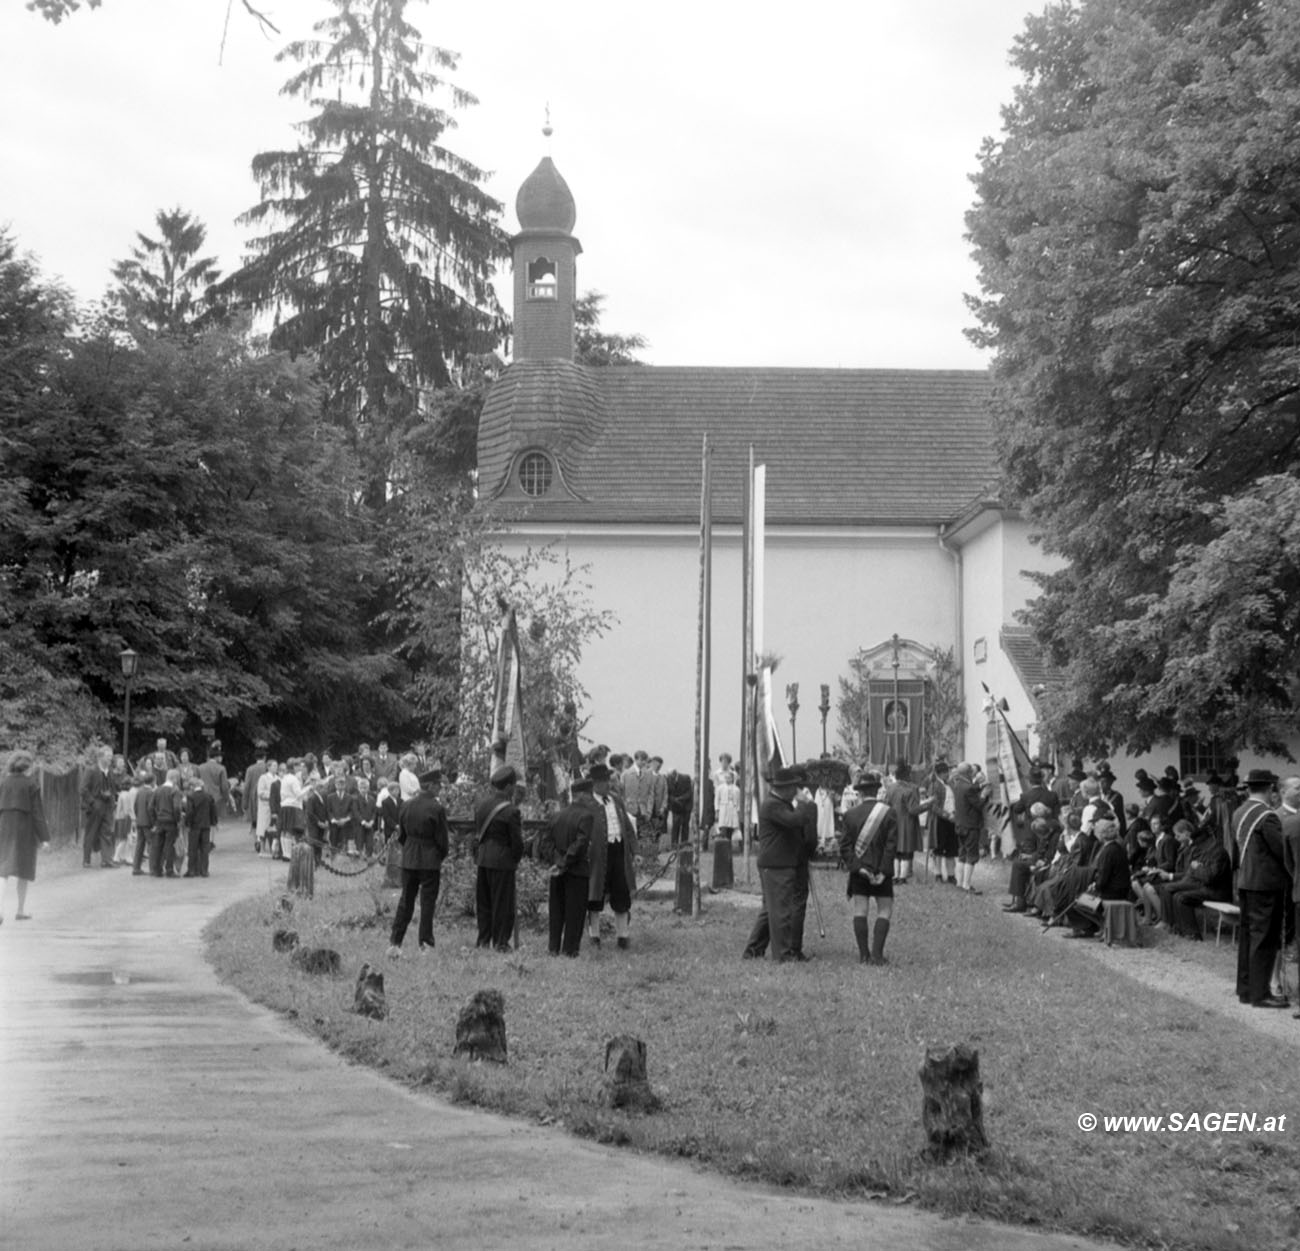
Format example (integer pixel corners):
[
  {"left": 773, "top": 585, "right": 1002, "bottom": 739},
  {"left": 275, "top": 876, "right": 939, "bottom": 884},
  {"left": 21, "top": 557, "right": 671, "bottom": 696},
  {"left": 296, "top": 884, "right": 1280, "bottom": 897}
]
[{"left": 0, "top": 0, "right": 1037, "bottom": 369}]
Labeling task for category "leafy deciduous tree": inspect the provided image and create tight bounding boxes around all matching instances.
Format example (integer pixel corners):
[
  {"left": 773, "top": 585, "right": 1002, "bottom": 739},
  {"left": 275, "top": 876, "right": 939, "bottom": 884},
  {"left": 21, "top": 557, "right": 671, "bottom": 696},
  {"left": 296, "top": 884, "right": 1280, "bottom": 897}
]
[{"left": 966, "top": 0, "right": 1300, "bottom": 756}]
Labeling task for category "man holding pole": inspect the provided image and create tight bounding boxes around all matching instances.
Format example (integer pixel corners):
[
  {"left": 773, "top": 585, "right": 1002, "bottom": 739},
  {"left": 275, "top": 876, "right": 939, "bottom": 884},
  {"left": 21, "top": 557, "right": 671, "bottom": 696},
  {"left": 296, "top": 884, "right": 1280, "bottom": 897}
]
[{"left": 753, "top": 765, "right": 818, "bottom": 963}]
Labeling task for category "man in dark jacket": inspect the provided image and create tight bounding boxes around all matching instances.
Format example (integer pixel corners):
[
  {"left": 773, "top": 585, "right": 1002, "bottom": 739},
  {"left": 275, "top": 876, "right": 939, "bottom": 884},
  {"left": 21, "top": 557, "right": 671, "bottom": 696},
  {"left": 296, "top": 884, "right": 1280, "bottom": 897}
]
[
  {"left": 474, "top": 765, "right": 525, "bottom": 951},
  {"left": 1165, "top": 822, "right": 1234, "bottom": 939},
  {"left": 753, "top": 765, "right": 818, "bottom": 963},
  {"left": 388, "top": 769, "right": 450, "bottom": 960},
  {"left": 542, "top": 779, "right": 595, "bottom": 956},
  {"left": 1063, "top": 818, "right": 1130, "bottom": 937},
  {"left": 1232, "top": 769, "right": 1289, "bottom": 1008},
  {"left": 951, "top": 763, "right": 990, "bottom": 895},
  {"left": 80, "top": 746, "right": 117, "bottom": 869},
  {"left": 840, "top": 771, "right": 898, "bottom": 965}
]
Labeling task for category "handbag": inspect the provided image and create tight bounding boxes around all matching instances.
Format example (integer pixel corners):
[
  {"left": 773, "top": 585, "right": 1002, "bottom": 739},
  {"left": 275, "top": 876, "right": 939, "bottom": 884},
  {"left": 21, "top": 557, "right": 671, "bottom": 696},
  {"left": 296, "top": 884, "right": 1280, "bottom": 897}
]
[{"left": 1075, "top": 889, "right": 1103, "bottom": 915}]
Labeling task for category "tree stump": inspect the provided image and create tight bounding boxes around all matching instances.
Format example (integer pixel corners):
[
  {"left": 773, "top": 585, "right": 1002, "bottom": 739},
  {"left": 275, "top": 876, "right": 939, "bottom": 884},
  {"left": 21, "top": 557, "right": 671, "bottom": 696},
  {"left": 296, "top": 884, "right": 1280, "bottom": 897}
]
[
  {"left": 452, "top": 989, "right": 508, "bottom": 1063},
  {"left": 674, "top": 845, "right": 694, "bottom": 913},
  {"left": 598, "top": 1033, "right": 661, "bottom": 1112},
  {"left": 272, "top": 929, "right": 299, "bottom": 953},
  {"left": 919, "top": 1043, "right": 988, "bottom": 1159},
  {"left": 291, "top": 947, "right": 341, "bottom": 976},
  {"left": 711, "top": 836, "right": 734, "bottom": 889},
  {"left": 276, "top": 895, "right": 294, "bottom": 915},
  {"left": 287, "top": 841, "right": 315, "bottom": 898},
  {"left": 353, "top": 963, "right": 387, "bottom": 1020}
]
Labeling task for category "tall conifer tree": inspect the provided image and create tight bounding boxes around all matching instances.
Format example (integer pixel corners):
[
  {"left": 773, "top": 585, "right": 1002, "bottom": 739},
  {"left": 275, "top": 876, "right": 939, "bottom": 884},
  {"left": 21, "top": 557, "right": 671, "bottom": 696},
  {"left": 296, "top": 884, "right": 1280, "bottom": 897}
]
[{"left": 229, "top": 0, "right": 509, "bottom": 492}]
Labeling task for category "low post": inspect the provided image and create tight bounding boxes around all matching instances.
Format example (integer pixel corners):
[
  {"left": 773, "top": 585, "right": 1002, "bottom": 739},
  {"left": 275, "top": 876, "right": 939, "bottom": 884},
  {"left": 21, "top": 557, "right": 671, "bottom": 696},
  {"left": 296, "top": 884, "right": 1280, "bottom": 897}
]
[{"left": 919, "top": 1042, "right": 988, "bottom": 1159}]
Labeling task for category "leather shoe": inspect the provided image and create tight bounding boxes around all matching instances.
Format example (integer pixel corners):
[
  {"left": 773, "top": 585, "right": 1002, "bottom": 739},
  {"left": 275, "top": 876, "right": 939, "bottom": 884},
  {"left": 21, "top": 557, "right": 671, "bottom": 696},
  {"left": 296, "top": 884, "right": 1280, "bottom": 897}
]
[
  {"left": 1001, "top": 903, "right": 1026, "bottom": 913},
  {"left": 1251, "top": 996, "right": 1290, "bottom": 1010}
]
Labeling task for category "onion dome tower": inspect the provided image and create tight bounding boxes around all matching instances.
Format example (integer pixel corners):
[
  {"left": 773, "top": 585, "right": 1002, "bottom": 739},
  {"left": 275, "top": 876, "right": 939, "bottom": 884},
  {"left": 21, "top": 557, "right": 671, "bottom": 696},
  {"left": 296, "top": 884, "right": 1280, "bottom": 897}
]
[{"left": 512, "top": 121, "right": 582, "bottom": 361}]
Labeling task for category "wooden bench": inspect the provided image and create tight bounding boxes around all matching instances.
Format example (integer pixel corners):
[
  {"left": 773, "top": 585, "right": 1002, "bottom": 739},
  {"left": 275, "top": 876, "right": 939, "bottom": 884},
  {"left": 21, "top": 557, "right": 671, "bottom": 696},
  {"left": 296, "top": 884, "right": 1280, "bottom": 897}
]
[{"left": 1202, "top": 900, "right": 1240, "bottom": 946}]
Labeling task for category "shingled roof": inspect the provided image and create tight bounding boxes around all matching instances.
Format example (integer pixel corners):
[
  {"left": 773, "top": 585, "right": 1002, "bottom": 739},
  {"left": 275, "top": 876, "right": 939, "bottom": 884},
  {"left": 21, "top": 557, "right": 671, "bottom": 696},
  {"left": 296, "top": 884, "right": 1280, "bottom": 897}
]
[
  {"left": 478, "top": 363, "right": 997, "bottom": 526},
  {"left": 1000, "top": 626, "right": 1065, "bottom": 693}
]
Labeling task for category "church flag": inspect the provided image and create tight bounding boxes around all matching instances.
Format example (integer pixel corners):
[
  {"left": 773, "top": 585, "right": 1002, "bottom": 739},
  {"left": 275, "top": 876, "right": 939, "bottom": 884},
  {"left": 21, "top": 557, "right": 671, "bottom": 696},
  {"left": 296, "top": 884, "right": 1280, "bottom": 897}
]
[
  {"left": 982, "top": 682, "right": 1032, "bottom": 854},
  {"left": 753, "top": 661, "right": 786, "bottom": 810},
  {"left": 491, "top": 605, "right": 527, "bottom": 778}
]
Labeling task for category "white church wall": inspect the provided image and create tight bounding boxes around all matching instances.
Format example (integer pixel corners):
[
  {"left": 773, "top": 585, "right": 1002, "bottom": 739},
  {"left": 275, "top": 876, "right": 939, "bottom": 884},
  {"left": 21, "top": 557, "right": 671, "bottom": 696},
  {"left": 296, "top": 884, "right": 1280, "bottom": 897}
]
[{"left": 492, "top": 523, "right": 957, "bottom": 772}]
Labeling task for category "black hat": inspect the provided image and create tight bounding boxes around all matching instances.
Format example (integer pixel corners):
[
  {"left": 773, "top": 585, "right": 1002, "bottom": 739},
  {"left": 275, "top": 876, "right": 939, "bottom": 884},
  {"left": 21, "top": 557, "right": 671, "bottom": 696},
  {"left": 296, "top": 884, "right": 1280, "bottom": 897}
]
[
  {"left": 1244, "top": 767, "right": 1277, "bottom": 789},
  {"left": 418, "top": 768, "right": 442, "bottom": 787},
  {"left": 490, "top": 764, "right": 518, "bottom": 788},
  {"left": 1136, "top": 776, "right": 1156, "bottom": 793},
  {"left": 855, "top": 770, "right": 883, "bottom": 793},
  {"left": 571, "top": 777, "right": 594, "bottom": 794},
  {"left": 1097, "top": 766, "right": 1115, "bottom": 782},
  {"left": 1068, "top": 764, "right": 1087, "bottom": 782},
  {"left": 1158, "top": 776, "right": 1178, "bottom": 792},
  {"left": 1206, "top": 772, "right": 1225, "bottom": 786},
  {"left": 769, "top": 765, "right": 803, "bottom": 788},
  {"left": 587, "top": 763, "right": 612, "bottom": 782}
]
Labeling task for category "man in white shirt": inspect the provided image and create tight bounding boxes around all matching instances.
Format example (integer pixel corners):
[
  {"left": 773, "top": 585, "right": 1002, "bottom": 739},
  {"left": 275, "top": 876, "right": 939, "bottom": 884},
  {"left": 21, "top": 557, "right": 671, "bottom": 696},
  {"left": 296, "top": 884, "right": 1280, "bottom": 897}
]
[{"left": 586, "top": 763, "right": 637, "bottom": 949}]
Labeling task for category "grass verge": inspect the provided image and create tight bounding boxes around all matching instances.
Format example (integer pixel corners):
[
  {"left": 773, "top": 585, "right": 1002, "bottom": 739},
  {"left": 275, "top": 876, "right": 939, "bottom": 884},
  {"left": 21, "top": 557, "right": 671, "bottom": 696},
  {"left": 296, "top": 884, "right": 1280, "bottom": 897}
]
[{"left": 206, "top": 857, "right": 1300, "bottom": 1250}]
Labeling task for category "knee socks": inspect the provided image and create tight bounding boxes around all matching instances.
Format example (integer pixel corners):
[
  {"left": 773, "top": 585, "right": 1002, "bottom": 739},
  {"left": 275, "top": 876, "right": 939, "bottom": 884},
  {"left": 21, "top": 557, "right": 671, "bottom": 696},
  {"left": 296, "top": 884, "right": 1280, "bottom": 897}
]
[
  {"left": 852, "top": 916, "right": 871, "bottom": 963},
  {"left": 871, "top": 917, "right": 891, "bottom": 963}
]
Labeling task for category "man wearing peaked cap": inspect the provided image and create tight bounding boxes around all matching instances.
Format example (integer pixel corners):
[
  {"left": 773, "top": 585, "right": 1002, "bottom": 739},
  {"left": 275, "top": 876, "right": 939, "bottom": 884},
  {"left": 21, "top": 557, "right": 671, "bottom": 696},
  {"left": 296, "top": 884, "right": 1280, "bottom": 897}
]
[
  {"left": 474, "top": 764, "right": 525, "bottom": 951},
  {"left": 388, "top": 766, "right": 450, "bottom": 960}
]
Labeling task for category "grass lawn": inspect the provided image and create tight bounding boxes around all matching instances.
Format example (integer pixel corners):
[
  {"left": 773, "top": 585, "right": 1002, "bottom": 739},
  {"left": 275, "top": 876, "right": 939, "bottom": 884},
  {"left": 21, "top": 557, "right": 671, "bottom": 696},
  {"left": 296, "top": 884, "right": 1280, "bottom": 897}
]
[{"left": 206, "top": 854, "right": 1300, "bottom": 1251}]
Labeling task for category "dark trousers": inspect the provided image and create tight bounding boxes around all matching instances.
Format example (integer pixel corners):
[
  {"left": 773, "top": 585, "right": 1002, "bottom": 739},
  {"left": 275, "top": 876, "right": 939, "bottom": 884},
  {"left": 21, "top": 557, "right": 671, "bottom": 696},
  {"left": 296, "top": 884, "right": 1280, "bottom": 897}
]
[
  {"left": 743, "top": 907, "right": 769, "bottom": 957},
  {"left": 548, "top": 872, "right": 588, "bottom": 956},
  {"left": 1008, "top": 860, "right": 1033, "bottom": 898},
  {"left": 149, "top": 827, "right": 178, "bottom": 876},
  {"left": 590, "top": 843, "right": 631, "bottom": 914},
  {"left": 133, "top": 826, "right": 151, "bottom": 872},
  {"left": 476, "top": 867, "right": 517, "bottom": 950},
  {"left": 391, "top": 868, "right": 440, "bottom": 949},
  {"left": 1236, "top": 888, "right": 1285, "bottom": 1003},
  {"left": 759, "top": 865, "right": 798, "bottom": 962},
  {"left": 1168, "top": 885, "right": 1226, "bottom": 937},
  {"left": 83, "top": 815, "right": 112, "bottom": 866},
  {"left": 792, "top": 860, "right": 810, "bottom": 956},
  {"left": 187, "top": 826, "right": 212, "bottom": 876}
]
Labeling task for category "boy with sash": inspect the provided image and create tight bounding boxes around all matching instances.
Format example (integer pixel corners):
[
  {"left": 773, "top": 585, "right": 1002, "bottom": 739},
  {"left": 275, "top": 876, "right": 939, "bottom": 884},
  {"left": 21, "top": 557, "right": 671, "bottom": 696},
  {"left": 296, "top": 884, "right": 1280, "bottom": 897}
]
[{"left": 840, "top": 770, "right": 899, "bottom": 965}]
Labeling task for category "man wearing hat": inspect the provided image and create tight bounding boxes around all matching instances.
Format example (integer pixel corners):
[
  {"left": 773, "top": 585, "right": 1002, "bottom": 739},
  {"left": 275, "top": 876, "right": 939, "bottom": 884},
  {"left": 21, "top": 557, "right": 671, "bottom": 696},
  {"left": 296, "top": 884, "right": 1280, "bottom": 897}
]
[
  {"left": 540, "top": 778, "right": 596, "bottom": 956},
  {"left": 840, "top": 771, "right": 898, "bottom": 964},
  {"left": 927, "top": 761, "right": 959, "bottom": 886},
  {"left": 1231, "top": 768, "right": 1289, "bottom": 1008},
  {"left": 752, "top": 765, "right": 818, "bottom": 963},
  {"left": 951, "top": 763, "right": 991, "bottom": 895},
  {"left": 388, "top": 768, "right": 450, "bottom": 960},
  {"left": 1096, "top": 766, "right": 1127, "bottom": 847},
  {"left": 586, "top": 763, "right": 638, "bottom": 949},
  {"left": 243, "top": 742, "right": 269, "bottom": 851},
  {"left": 474, "top": 765, "right": 525, "bottom": 951}
]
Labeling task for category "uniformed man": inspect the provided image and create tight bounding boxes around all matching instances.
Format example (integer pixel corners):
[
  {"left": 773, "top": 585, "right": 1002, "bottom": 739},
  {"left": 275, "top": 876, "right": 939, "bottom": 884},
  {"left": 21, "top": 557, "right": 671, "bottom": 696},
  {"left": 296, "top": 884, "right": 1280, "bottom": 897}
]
[
  {"left": 387, "top": 768, "right": 450, "bottom": 960},
  {"left": 473, "top": 764, "right": 525, "bottom": 951},
  {"left": 1232, "top": 768, "right": 1289, "bottom": 1008}
]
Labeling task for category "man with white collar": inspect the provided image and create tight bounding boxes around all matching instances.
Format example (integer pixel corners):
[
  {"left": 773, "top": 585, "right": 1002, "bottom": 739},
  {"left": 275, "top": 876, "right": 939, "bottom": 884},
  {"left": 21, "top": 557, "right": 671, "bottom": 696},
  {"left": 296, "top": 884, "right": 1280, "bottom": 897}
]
[
  {"left": 586, "top": 763, "right": 638, "bottom": 949},
  {"left": 1232, "top": 768, "right": 1289, "bottom": 1009}
]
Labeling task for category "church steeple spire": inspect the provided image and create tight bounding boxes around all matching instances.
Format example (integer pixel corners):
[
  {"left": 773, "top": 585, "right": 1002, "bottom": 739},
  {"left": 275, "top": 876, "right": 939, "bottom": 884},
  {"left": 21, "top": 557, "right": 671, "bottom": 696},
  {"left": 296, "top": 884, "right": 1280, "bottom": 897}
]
[{"left": 511, "top": 129, "right": 581, "bottom": 362}]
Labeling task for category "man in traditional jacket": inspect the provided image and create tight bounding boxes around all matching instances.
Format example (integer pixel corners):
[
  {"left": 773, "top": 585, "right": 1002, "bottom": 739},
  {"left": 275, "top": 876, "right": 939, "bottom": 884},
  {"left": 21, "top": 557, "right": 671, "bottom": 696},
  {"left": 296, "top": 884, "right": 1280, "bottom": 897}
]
[
  {"left": 586, "top": 763, "right": 638, "bottom": 949},
  {"left": 1232, "top": 769, "right": 1289, "bottom": 1008},
  {"left": 541, "top": 778, "right": 595, "bottom": 956}
]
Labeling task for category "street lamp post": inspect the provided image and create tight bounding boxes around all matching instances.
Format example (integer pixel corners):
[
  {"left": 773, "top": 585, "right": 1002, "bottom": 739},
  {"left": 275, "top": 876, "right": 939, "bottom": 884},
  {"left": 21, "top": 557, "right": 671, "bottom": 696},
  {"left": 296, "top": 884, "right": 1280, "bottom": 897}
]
[
  {"left": 819, "top": 683, "right": 831, "bottom": 756},
  {"left": 786, "top": 682, "right": 800, "bottom": 764},
  {"left": 119, "top": 648, "right": 138, "bottom": 763}
]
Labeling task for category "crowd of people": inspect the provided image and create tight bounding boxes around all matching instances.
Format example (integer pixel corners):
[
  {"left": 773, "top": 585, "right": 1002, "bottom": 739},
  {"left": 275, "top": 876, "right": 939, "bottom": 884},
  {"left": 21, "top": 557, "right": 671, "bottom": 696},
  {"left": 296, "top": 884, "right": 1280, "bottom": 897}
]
[{"left": 7, "top": 731, "right": 1297, "bottom": 1017}]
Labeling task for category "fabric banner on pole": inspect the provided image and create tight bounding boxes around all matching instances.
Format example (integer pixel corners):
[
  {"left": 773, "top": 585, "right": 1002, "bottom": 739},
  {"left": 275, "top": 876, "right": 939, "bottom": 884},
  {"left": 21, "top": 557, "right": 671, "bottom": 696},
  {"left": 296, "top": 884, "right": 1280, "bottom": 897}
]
[
  {"left": 983, "top": 682, "right": 1032, "bottom": 856},
  {"left": 752, "top": 465, "right": 766, "bottom": 660},
  {"left": 491, "top": 606, "right": 527, "bottom": 778}
]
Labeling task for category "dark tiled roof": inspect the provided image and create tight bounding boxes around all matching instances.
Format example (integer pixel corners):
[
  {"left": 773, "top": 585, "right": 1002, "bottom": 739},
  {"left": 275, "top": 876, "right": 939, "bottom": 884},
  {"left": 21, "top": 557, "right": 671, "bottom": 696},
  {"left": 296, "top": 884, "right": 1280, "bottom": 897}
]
[
  {"left": 1000, "top": 626, "right": 1064, "bottom": 693},
  {"left": 479, "top": 364, "right": 996, "bottom": 526}
]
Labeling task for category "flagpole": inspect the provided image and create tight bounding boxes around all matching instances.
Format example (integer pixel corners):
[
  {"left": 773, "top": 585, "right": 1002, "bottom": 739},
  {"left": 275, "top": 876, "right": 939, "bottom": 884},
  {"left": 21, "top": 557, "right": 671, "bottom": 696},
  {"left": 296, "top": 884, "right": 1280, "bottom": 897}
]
[
  {"left": 686, "top": 433, "right": 711, "bottom": 917},
  {"left": 740, "top": 446, "right": 753, "bottom": 884},
  {"left": 698, "top": 435, "right": 712, "bottom": 916}
]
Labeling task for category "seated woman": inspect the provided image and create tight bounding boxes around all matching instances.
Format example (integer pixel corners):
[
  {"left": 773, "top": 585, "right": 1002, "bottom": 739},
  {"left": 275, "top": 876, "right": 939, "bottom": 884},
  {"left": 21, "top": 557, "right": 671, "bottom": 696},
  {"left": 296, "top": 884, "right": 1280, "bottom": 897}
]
[
  {"left": 1002, "top": 808, "right": 1059, "bottom": 913},
  {"left": 1062, "top": 818, "right": 1130, "bottom": 938},
  {"left": 1127, "top": 825, "right": 1159, "bottom": 923},
  {"left": 1030, "top": 812, "right": 1094, "bottom": 924}
]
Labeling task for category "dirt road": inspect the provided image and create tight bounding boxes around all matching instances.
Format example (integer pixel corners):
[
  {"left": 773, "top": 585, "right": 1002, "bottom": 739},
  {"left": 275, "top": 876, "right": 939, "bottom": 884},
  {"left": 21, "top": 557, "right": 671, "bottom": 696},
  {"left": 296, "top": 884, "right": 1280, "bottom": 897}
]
[{"left": 0, "top": 831, "right": 1112, "bottom": 1251}]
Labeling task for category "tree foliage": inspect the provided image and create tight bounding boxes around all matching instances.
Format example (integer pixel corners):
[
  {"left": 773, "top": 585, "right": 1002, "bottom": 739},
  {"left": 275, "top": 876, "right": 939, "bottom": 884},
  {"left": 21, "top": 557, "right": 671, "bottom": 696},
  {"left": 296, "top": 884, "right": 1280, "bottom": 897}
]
[
  {"left": 110, "top": 207, "right": 223, "bottom": 335},
  {"left": 227, "top": 0, "right": 509, "bottom": 488},
  {"left": 574, "top": 291, "right": 647, "bottom": 367},
  {"left": 2, "top": 233, "right": 409, "bottom": 760},
  {"left": 966, "top": 0, "right": 1300, "bottom": 756}
]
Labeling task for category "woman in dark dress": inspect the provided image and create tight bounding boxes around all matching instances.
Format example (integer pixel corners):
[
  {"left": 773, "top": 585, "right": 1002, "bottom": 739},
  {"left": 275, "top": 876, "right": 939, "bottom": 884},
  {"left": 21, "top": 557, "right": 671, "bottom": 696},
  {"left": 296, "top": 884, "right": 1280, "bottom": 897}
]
[{"left": 0, "top": 750, "right": 51, "bottom": 923}]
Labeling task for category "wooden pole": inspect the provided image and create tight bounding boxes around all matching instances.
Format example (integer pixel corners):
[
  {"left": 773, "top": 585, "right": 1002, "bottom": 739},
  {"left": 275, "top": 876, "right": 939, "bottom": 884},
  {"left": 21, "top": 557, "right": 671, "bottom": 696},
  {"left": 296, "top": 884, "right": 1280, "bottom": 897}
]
[
  {"left": 688, "top": 434, "right": 711, "bottom": 917},
  {"left": 698, "top": 435, "right": 712, "bottom": 916}
]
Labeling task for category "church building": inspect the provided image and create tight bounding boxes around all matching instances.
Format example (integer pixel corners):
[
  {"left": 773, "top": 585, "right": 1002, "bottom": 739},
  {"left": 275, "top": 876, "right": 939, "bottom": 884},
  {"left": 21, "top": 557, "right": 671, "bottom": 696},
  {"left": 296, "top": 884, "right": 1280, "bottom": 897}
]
[{"left": 476, "top": 153, "right": 1071, "bottom": 774}]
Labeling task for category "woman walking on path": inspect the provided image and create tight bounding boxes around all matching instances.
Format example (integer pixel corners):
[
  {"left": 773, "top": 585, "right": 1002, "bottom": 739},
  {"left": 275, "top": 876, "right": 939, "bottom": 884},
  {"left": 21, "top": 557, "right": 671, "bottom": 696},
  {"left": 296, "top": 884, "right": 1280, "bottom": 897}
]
[{"left": 0, "top": 750, "right": 51, "bottom": 923}]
